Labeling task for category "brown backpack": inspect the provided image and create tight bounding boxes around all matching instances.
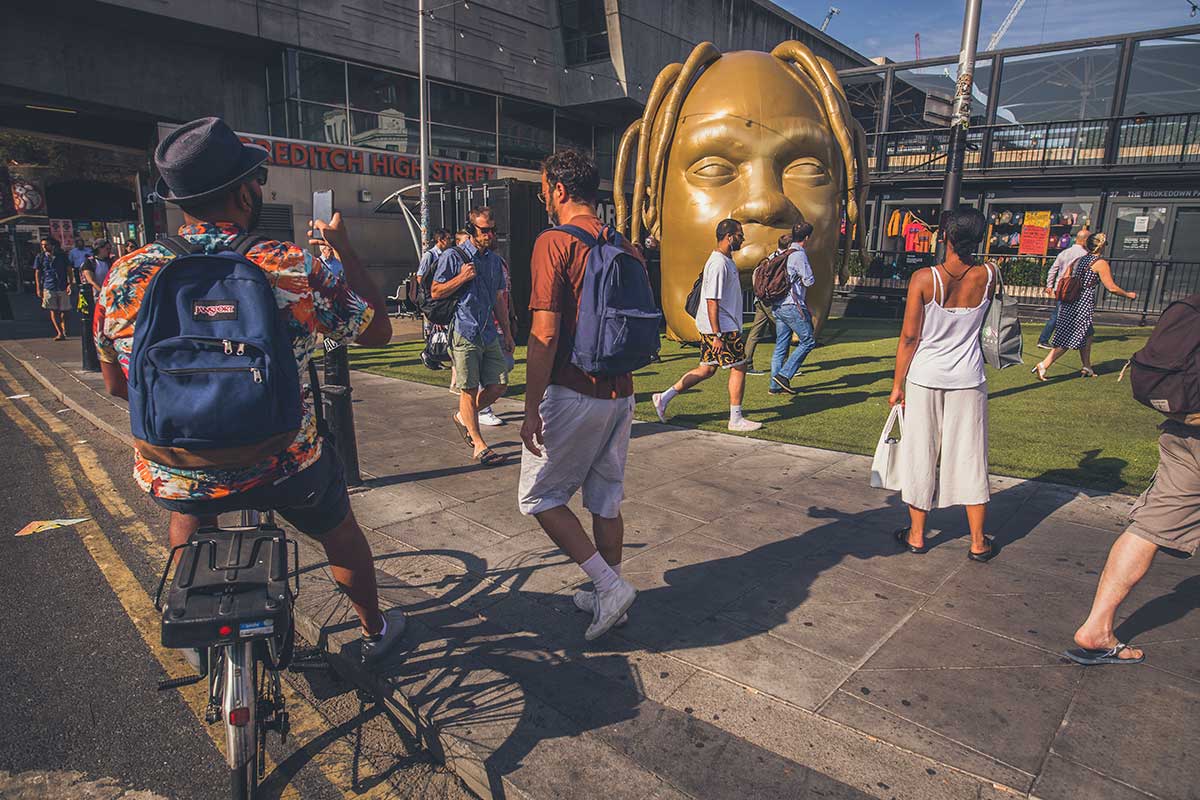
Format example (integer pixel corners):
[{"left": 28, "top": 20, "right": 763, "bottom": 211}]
[
  {"left": 752, "top": 249, "right": 794, "bottom": 305},
  {"left": 1054, "top": 256, "right": 1084, "bottom": 303}
]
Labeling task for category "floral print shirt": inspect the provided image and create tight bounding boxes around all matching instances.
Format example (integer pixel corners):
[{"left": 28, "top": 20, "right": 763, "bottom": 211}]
[{"left": 94, "top": 222, "right": 374, "bottom": 500}]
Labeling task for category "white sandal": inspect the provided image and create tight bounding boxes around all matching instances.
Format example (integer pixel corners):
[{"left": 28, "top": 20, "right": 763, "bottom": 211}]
[{"left": 1031, "top": 363, "right": 1048, "bottom": 381}]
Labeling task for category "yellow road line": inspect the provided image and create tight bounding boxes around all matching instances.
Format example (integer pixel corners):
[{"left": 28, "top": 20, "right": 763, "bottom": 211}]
[{"left": 0, "top": 360, "right": 405, "bottom": 799}]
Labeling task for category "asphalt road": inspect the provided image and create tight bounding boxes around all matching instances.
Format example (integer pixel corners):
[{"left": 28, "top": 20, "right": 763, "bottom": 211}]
[{"left": 0, "top": 351, "right": 469, "bottom": 800}]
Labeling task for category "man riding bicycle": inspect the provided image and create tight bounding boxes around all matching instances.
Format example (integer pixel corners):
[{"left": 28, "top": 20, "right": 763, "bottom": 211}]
[{"left": 95, "top": 117, "right": 405, "bottom": 664}]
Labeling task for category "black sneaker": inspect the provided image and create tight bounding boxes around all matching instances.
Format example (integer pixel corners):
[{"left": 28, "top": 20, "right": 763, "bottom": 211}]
[
  {"left": 771, "top": 375, "right": 797, "bottom": 394},
  {"left": 360, "top": 608, "right": 407, "bottom": 666}
]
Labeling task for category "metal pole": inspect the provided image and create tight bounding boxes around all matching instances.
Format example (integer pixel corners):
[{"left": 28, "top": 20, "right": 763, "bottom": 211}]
[
  {"left": 321, "top": 339, "right": 362, "bottom": 486},
  {"left": 936, "top": 0, "right": 983, "bottom": 261},
  {"left": 418, "top": 0, "right": 429, "bottom": 251}
]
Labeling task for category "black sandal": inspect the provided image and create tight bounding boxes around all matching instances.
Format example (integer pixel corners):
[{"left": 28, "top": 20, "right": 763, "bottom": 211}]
[
  {"left": 894, "top": 527, "right": 927, "bottom": 554},
  {"left": 451, "top": 414, "right": 473, "bottom": 447},
  {"left": 474, "top": 447, "right": 507, "bottom": 467},
  {"left": 968, "top": 536, "right": 996, "bottom": 563}
]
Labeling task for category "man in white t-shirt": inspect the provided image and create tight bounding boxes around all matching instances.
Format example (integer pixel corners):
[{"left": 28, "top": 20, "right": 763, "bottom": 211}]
[{"left": 653, "top": 219, "right": 763, "bottom": 432}]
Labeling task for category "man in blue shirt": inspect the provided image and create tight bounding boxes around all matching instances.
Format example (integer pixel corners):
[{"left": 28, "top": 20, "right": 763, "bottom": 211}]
[
  {"left": 68, "top": 237, "right": 92, "bottom": 271},
  {"left": 769, "top": 221, "right": 817, "bottom": 395},
  {"left": 33, "top": 237, "right": 74, "bottom": 340},
  {"left": 432, "top": 207, "right": 514, "bottom": 465},
  {"left": 416, "top": 228, "right": 451, "bottom": 279}
]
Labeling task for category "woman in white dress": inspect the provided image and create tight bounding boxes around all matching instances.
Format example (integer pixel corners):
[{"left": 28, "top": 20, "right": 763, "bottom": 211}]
[{"left": 889, "top": 208, "right": 996, "bottom": 562}]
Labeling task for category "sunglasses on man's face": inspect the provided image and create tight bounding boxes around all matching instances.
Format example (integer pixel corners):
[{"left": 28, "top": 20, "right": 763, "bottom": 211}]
[
  {"left": 475, "top": 225, "right": 499, "bottom": 235},
  {"left": 253, "top": 167, "right": 269, "bottom": 185}
]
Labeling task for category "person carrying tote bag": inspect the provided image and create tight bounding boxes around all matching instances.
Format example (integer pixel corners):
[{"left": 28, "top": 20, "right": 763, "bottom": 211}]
[
  {"left": 870, "top": 404, "right": 904, "bottom": 491},
  {"left": 888, "top": 208, "right": 997, "bottom": 563},
  {"left": 981, "top": 264, "right": 1023, "bottom": 370}
]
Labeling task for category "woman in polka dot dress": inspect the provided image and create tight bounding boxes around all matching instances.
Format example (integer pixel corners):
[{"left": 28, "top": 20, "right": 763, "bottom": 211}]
[{"left": 1032, "top": 232, "right": 1137, "bottom": 380}]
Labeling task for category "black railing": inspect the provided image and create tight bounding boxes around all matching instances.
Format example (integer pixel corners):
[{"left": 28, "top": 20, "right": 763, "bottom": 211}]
[
  {"left": 840, "top": 251, "right": 1200, "bottom": 318},
  {"left": 868, "top": 112, "right": 1200, "bottom": 174}
]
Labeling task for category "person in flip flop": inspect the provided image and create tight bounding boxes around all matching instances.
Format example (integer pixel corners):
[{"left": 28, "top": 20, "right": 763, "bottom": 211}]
[
  {"left": 432, "top": 206, "right": 514, "bottom": 467},
  {"left": 1067, "top": 413, "right": 1199, "bottom": 666}
]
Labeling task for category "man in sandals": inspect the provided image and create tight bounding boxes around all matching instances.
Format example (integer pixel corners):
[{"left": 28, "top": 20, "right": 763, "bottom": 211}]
[
  {"left": 1067, "top": 413, "right": 1199, "bottom": 665},
  {"left": 433, "top": 206, "right": 514, "bottom": 467}
]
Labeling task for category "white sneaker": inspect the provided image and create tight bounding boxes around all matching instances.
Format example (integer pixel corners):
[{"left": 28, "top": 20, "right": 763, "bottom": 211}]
[
  {"left": 585, "top": 579, "right": 637, "bottom": 641},
  {"left": 652, "top": 392, "right": 669, "bottom": 423},
  {"left": 574, "top": 589, "right": 628, "bottom": 627},
  {"left": 478, "top": 407, "right": 504, "bottom": 426},
  {"left": 728, "top": 417, "right": 763, "bottom": 432}
]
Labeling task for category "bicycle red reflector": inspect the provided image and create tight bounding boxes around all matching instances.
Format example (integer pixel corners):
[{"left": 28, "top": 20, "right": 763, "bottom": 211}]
[
  {"left": 229, "top": 707, "right": 250, "bottom": 727},
  {"left": 218, "top": 625, "right": 233, "bottom": 637}
]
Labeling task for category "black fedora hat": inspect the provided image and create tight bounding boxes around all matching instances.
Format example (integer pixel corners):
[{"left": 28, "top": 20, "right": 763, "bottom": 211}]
[{"left": 154, "top": 117, "right": 269, "bottom": 203}]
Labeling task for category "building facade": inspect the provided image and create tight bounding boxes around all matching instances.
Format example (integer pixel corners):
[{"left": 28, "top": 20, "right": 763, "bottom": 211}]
[
  {"left": 838, "top": 25, "right": 1200, "bottom": 315},
  {"left": 2, "top": 0, "right": 865, "bottom": 289}
]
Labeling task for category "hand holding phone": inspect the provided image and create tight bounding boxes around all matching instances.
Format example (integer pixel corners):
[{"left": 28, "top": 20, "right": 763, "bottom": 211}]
[{"left": 312, "top": 190, "right": 334, "bottom": 240}]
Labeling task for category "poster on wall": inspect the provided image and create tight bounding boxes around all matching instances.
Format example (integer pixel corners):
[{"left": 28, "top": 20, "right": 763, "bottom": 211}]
[
  {"left": 49, "top": 219, "right": 74, "bottom": 250},
  {"left": 8, "top": 173, "right": 47, "bottom": 217},
  {"left": 1018, "top": 210, "right": 1051, "bottom": 255}
]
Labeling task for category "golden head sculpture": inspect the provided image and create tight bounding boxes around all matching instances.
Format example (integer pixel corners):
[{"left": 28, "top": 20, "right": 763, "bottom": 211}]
[{"left": 615, "top": 41, "right": 870, "bottom": 340}]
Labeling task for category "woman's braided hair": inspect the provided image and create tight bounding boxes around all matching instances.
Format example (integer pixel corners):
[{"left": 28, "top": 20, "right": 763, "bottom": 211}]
[{"left": 614, "top": 41, "right": 870, "bottom": 276}]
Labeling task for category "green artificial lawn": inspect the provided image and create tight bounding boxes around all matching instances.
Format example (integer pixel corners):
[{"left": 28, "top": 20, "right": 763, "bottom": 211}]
[{"left": 349, "top": 318, "right": 1162, "bottom": 494}]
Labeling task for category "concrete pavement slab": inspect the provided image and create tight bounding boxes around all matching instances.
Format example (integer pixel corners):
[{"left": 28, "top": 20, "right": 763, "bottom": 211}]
[
  {"left": 1030, "top": 755, "right": 1156, "bottom": 800},
  {"left": 1049, "top": 665, "right": 1200, "bottom": 799}
]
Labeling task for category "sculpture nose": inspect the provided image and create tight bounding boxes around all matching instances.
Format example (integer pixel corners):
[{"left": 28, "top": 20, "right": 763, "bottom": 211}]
[{"left": 732, "top": 159, "right": 796, "bottom": 228}]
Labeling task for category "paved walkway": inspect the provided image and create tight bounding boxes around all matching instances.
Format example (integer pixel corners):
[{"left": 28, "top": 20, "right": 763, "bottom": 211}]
[{"left": 3, "top": 303, "right": 1196, "bottom": 800}]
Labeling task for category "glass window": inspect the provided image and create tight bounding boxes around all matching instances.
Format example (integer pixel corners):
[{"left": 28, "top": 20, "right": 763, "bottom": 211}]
[
  {"left": 293, "top": 52, "right": 347, "bottom": 106},
  {"left": 1123, "top": 36, "right": 1200, "bottom": 116},
  {"left": 594, "top": 125, "right": 616, "bottom": 179},
  {"left": 555, "top": 113, "right": 592, "bottom": 153},
  {"left": 286, "top": 101, "right": 348, "bottom": 145},
  {"left": 350, "top": 109, "right": 418, "bottom": 153},
  {"left": 348, "top": 64, "right": 418, "bottom": 116},
  {"left": 559, "top": 0, "right": 609, "bottom": 65},
  {"left": 842, "top": 72, "right": 886, "bottom": 134},
  {"left": 499, "top": 98, "right": 553, "bottom": 169},
  {"left": 994, "top": 45, "right": 1120, "bottom": 125},
  {"left": 429, "top": 123, "right": 496, "bottom": 164},
  {"left": 429, "top": 83, "right": 496, "bottom": 133},
  {"left": 887, "top": 60, "right": 991, "bottom": 131}
]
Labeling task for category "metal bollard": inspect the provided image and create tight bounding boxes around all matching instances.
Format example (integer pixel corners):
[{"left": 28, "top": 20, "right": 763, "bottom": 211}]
[
  {"left": 321, "top": 339, "right": 362, "bottom": 486},
  {"left": 80, "top": 299, "right": 100, "bottom": 372}
]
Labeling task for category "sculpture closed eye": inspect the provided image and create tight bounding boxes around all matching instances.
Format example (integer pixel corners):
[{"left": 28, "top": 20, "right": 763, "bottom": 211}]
[
  {"left": 687, "top": 157, "right": 738, "bottom": 186},
  {"left": 783, "top": 158, "right": 831, "bottom": 186}
]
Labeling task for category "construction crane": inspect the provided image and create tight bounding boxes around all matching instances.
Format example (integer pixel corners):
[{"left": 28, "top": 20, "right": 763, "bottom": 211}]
[
  {"left": 987, "top": 0, "right": 1027, "bottom": 51},
  {"left": 820, "top": 6, "right": 840, "bottom": 32},
  {"left": 914, "top": 32, "right": 921, "bottom": 60}
]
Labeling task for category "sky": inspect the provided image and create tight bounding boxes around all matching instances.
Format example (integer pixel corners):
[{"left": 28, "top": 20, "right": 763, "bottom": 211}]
[{"left": 779, "top": 0, "right": 1197, "bottom": 62}]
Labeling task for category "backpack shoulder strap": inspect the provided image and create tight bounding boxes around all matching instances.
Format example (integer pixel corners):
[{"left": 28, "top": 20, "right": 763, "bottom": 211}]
[
  {"left": 160, "top": 235, "right": 198, "bottom": 258},
  {"left": 553, "top": 224, "right": 599, "bottom": 250},
  {"left": 229, "top": 234, "right": 266, "bottom": 257},
  {"left": 451, "top": 245, "right": 473, "bottom": 265}
]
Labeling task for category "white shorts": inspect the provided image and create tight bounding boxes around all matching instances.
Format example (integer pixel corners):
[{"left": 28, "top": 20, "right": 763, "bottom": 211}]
[
  {"left": 518, "top": 385, "right": 635, "bottom": 518},
  {"left": 899, "top": 382, "right": 990, "bottom": 511}
]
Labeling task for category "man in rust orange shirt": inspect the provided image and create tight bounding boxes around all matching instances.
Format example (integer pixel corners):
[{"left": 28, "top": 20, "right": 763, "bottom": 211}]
[{"left": 519, "top": 149, "right": 639, "bottom": 640}]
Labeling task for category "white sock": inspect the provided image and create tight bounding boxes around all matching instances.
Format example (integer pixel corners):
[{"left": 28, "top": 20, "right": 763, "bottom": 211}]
[
  {"left": 730, "top": 404, "right": 744, "bottom": 422},
  {"left": 660, "top": 387, "right": 678, "bottom": 406},
  {"left": 610, "top": 562, "right": 621, "bottom": 577},
  {"left": 367, "top": 615, "right": 387, "bottom": 640},
  {"left": 481, "top": 406, "right": 492, "bottom": 414},
  {"left": 581, "top": 551, "right": 621, "bottom": 594}
]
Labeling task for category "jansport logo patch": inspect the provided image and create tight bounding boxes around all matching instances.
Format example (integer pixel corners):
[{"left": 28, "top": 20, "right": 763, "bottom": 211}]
[{"left": 192, "top": 300, "right": 238, "bottom": 321}]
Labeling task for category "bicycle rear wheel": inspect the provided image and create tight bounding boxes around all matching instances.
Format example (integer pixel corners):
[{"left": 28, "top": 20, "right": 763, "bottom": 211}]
[{"left": 230, "top": 760, "right": 255, "bottom": 800}]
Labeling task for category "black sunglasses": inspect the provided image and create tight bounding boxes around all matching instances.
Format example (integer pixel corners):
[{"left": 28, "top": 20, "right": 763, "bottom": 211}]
[
  {"left": 475, "top": 225, "right": 499, "bottom": 235},
  {"left": 252, "top": 166, "right": 269, "bottom": 186}
]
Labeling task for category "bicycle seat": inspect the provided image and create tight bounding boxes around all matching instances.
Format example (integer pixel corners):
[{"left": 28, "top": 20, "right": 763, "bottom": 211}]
[{"left": 159, "top": 523, "right": 294, "bottom": 650}]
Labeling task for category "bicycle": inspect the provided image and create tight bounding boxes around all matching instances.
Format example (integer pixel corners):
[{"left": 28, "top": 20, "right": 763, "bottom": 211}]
[{"left": 154, "top": 509, "right": 319, "bottom": 799}]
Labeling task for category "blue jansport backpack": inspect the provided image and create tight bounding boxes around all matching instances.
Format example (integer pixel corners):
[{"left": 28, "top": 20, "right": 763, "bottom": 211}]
[
  {"left": 553, "top": 224, "right": 661, "bottom": 377},
  {"left": 127, "top": 234, "right": 302, "bottom": 468}
]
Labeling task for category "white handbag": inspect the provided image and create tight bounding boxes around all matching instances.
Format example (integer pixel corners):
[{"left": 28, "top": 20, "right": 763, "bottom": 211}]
[{"left": 869, "top": 405, "right": 904, "bottom": 491}]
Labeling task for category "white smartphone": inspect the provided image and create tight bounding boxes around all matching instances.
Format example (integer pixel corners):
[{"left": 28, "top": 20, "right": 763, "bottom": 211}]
[{"left": 312, "top": 190, "right": 334, "bottom": 240}]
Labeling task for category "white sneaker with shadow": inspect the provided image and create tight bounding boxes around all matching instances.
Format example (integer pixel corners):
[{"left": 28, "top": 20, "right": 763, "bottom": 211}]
[
  {"left": 574, "top": 589, "right": 628, "bottom": 627},
  {"left": 585, "top": 579, "right": 636, "bottom": 641}
]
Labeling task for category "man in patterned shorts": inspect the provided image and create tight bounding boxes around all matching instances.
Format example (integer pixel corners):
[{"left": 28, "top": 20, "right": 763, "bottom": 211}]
[{"left": 653, "top": 218, "right": 763, "bottom": 432}]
